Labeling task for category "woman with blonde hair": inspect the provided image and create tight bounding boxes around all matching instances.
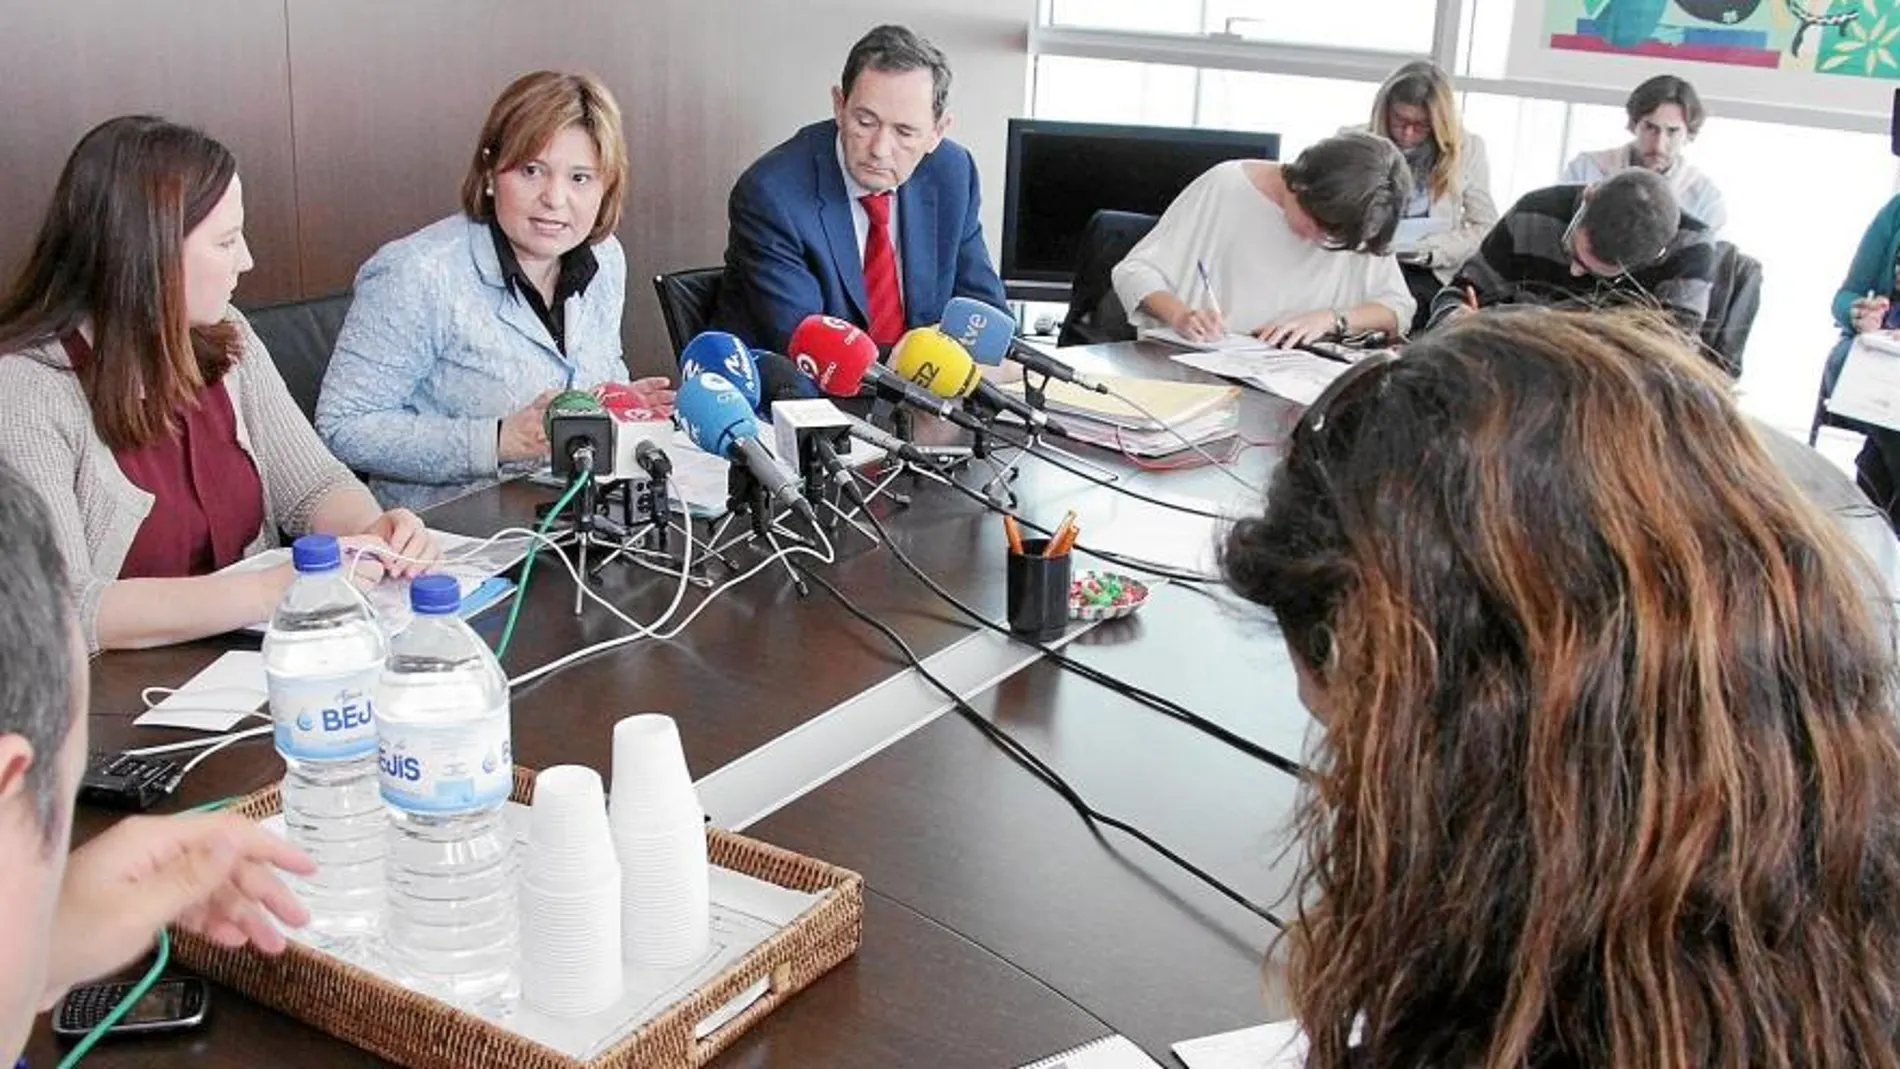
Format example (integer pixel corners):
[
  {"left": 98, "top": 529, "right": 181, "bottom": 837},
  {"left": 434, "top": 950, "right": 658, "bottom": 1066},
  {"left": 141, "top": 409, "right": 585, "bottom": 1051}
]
[
  {"left": 318, "top": 71, "right": 674, "bottom": 509},
  {"left": 1362, "top": 60, "right": 1496, "bottom": 332},
  {"left": 1224, "top": 307, "right": 1900, "bottom": 1067}
]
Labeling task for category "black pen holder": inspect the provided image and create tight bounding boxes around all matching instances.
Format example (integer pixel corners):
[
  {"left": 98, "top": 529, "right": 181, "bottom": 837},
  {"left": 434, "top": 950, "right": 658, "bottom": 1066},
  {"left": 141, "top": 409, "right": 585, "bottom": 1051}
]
[{"left": 1006, "top": 539, "right": 1072, "bottom": 643}]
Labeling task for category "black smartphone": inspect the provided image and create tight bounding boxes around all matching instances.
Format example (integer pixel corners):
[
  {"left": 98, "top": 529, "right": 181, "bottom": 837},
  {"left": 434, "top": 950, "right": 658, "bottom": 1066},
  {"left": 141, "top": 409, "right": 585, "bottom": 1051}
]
[{"left": 52, "top": 976, "right": 209, "bottom": 1039}]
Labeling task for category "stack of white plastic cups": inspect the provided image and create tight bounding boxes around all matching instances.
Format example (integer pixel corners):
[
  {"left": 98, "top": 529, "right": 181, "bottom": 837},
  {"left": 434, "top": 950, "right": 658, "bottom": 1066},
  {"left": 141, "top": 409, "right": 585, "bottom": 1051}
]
[
  {"left": 519, "top": 766, "right": 624, "bottom": 1017},
  {"left": 609, "top": 714, "right": 711, "bottom": 969}
]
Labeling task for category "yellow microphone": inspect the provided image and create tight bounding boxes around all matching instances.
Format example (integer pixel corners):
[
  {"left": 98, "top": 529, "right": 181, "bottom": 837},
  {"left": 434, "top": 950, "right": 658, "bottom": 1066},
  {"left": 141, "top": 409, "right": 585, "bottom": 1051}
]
[{"left": 890, "top": 327, "right": 982, "bottom": 401}]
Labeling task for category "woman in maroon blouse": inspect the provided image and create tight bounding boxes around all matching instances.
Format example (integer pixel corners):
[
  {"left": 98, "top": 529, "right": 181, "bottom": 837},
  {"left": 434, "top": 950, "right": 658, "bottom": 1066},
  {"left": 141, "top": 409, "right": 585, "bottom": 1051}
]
[{"left": 0, "top": 117, "right": 437, "bottom": 650}]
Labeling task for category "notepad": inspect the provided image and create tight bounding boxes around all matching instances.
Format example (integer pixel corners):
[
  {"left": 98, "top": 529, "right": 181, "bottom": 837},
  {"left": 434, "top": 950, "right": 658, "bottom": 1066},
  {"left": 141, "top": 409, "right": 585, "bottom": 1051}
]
[{"left": 1018, "top": 1033, "right": 1164, "bottom": 1068}]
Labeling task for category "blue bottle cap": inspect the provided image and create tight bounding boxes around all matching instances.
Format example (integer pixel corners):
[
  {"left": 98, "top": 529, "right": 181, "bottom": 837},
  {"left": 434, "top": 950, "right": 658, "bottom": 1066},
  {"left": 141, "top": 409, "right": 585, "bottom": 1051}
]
[
  {"left": 409, "top": 574, "right": 461, "bottom": 615},
  {"left": 290, "top": 534, "right": 341, "bottom": 573}
]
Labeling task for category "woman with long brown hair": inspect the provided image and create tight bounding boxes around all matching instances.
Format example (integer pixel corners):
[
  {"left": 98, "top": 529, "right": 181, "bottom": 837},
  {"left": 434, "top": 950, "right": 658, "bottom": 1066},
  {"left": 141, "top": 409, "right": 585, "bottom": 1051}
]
[
  {"left": 0, "top": 116, "right": 436, "bottom": 651},
  {"left": 1224, "top": 307, "right": 1900, "bottom": 1067}
]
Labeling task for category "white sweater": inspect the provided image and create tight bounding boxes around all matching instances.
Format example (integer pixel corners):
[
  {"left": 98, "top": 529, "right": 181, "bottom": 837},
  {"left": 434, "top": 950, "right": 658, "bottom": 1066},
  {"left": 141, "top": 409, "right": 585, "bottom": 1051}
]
[
  {"left": 1560, "top": 146, "right": 1727, "bottom": 235},
  {"left": 1111, "top": 160, "right": 1414, "bottom": 335}
]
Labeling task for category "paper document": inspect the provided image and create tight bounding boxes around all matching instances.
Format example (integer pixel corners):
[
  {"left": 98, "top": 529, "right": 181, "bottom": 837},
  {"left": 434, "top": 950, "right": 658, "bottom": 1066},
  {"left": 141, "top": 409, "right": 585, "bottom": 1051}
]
[
  {"left": 1173, "top": 1019, "right": 1310, "bottom": 1069},
  {"left": 1170, "top": 348, "right": 1352, "bottom": 407},
  {"left": 1393, "top": 215, "right": 1449, "bottom": 248},
  {"left": 134, "top": 650, "right": 268, "bottom": 732},
  {"left": 1827, "top": 334, "right": 1900, "bottom": 432},
  {"left": 1141, "top": 326, "right": 1290, "bottom": 354},
  {"left": 219, "top": 529, "right": 531, "bottom": 635},
  {"left": 1019, "top": 1033, "right": 1164, "bottom": 1068}
]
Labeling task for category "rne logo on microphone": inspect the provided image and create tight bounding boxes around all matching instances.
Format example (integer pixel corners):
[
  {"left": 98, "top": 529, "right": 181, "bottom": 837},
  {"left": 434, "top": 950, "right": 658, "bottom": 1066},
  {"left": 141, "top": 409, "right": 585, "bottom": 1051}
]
[{"left": 906, "top": 362, "right": 939, "bottom": 389}]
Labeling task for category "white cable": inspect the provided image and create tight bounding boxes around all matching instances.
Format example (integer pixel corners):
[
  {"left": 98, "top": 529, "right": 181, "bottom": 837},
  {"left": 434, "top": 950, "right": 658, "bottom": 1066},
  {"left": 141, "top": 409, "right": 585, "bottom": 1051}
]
[
  {"left": 508, "top": 518, "right": 836, "bottom": 689},
  {"left": 173, "top": 725, "right": 273, "bottom": 782},
  {"left": 125, "top": 723, "right": 272, "bottom": 758},
  {"left": 1102, "top": 384, "right": 1261, "bottom": 492}
]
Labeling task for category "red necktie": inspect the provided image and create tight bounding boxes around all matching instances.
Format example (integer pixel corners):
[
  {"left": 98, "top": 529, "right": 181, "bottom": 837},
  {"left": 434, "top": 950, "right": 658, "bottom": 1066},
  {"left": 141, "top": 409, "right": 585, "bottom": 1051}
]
[{"left": 859, "top": 192, "right": 904, "bottom": 346}]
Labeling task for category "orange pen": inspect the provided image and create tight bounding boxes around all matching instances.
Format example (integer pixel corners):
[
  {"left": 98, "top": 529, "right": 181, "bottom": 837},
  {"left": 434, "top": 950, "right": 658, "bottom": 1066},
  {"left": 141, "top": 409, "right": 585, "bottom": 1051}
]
[
  {"left": 1003, "top": 514, "right": 1025, "bottom": 556},
  {"left": 1051, "top": 523, "right": 1081, "bottom": 557},
  {"left": 1044, "top": 511, "right": 1078, "bottom": 558}
]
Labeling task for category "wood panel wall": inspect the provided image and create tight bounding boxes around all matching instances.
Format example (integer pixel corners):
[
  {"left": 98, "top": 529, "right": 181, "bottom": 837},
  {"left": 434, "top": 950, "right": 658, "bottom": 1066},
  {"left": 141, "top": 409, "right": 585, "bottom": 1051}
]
[{"left": 0, "top": 0, "right": 1030, "bottom": 378}]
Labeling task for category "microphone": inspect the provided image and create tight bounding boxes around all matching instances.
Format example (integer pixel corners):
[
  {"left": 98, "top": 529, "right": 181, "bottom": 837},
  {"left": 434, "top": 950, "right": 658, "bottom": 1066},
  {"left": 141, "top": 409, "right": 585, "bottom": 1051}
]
[
  {"left": 674, "top": 372, "right": 815, "bottom": 522},
  {"left": 545, "top": 389, "right": 613, "bottom": 479},
  {"left": 753, "top": 348, "right": 823, "bottom": 412},
  {"left": 841, "top": 414, "right": 941, "bottom": 468},
  {"left": 634, "top": 439, "right": 672, "bottom": 480},
  {"left": 891, "top": 328, "right": 1068, "bottom": 437},
  {"left": 785, "top": 315, "right": 988, "bottom": 434},
  {"left": 678, "top": 331, "right": 763, "bottom": 411},
  {"left": 939, "top": 296, "right": 1107, "bottom": 393}
]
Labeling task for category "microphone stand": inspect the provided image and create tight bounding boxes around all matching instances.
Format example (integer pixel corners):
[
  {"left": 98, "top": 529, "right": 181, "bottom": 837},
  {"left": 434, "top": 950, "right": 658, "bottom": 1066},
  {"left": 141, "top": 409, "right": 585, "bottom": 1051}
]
[{"left": 704, "top": 462, "right": 813, "bottom": 597}]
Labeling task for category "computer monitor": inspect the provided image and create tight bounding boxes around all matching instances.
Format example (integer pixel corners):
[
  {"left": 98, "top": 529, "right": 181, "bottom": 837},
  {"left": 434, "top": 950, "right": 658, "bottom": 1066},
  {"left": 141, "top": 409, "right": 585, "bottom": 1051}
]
[{"left": 1000, "top": 119, "right": 1281, "bottom": 294}]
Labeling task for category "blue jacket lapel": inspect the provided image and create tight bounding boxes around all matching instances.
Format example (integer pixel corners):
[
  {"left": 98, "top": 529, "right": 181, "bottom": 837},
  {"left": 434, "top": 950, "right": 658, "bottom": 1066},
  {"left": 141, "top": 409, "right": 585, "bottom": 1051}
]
[
  {"left": 814, "top": 130, "right": 870, "bottom": 322},
  {"left": 466, "top": 216, "right": 566, "bottom": 366},
  {"left": 898, "top": 177, "right": 938, "bottom": 327}
]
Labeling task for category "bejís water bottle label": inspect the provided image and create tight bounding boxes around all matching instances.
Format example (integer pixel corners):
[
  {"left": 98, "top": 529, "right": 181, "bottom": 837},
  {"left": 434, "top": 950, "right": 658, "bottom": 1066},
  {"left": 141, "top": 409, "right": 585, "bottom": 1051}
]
[
  {"left": 268, "top": 669, "right": 380, "bottom": 761},
  {"left": 378, "top": 713, "right": 513, "bottom": 813}
]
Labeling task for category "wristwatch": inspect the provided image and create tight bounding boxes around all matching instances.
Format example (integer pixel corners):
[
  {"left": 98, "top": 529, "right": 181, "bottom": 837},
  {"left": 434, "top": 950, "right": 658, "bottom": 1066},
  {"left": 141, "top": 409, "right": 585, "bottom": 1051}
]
[{"left": 1331, "top": 310, "right": 1349, "bottom": 339}]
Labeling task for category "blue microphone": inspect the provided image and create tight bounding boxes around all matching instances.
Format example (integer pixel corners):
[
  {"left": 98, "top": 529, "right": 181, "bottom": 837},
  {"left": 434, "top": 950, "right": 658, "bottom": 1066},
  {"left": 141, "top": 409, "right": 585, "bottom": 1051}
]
[
  {"left": 678, "top": 331, "right": 763, "bottom": 411},
  {"left": 938, "top": 296, "right": 1106, "bottom": 393},
  {"left": 674, "top": 373, "right": 814, "bottom": 521},
  {"left": 938, "top": 296, "right": 1015, "bottom": 367}
]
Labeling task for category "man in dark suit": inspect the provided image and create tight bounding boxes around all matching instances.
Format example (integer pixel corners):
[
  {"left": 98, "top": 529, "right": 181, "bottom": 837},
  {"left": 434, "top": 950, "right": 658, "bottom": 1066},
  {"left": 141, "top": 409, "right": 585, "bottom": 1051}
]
[{"left": 712, "top": 24, "right": 1009, "bottom": 353}]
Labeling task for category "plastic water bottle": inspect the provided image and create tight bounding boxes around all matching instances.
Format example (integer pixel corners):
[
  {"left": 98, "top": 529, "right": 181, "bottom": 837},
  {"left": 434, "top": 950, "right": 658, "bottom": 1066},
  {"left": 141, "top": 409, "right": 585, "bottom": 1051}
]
[
  {"left": 377, "top": 574, "right": 518, "bottom": 1013},
  {"left": 263, "top": 534, "right": 389, "bottom": 947}
]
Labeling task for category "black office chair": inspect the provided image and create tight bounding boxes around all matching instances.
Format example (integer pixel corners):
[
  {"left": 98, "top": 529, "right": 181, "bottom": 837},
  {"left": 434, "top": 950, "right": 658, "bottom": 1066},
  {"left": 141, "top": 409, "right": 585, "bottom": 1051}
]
[
  {"left": 1057, "top": 210, "right": 1158, "bottom": 347},
  {"left": 239, "top": 290, "right": 353, "bottom": 424},
  {"left": 652, "top": 267, "right": 726, "bottom": 359},
  {"left": 1696, "top": 240, "right": 1762, "bottom": 379}
]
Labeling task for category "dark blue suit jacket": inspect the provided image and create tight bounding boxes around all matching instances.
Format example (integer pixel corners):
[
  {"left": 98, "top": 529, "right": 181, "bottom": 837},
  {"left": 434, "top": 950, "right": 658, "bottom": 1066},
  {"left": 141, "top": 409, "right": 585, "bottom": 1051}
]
[{"left": 713, "top": 120, "right": 1008, "bottom": 353}]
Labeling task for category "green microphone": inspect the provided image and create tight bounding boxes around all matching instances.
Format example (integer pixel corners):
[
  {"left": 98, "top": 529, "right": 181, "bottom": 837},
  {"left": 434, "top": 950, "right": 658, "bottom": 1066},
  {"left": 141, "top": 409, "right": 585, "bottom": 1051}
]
[{"left": 545, "top": 389, "right": 611, "bottom": 478}]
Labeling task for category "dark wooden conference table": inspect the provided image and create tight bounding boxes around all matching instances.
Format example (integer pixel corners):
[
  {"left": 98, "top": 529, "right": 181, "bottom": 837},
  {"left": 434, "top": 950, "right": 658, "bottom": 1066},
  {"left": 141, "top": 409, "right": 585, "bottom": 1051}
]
[{"left": 25, "top": 341, "right": 1318, "bottom": 1069}]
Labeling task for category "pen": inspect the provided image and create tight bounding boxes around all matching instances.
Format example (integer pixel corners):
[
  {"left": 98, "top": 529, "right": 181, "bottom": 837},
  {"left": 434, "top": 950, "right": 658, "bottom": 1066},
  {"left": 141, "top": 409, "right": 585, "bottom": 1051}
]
[
  {"left": 1003, "top": 514, "right": 1025, "bottom": 556},
  {"left": 1044, "top": 510, "right": 1078, "bottom": 559},
  {"left": 1195, "top": 260, "right": 1225, "bottom": 323},
  {"left": 1051, "top": 522, "right": 1082, "bottom": 557}
]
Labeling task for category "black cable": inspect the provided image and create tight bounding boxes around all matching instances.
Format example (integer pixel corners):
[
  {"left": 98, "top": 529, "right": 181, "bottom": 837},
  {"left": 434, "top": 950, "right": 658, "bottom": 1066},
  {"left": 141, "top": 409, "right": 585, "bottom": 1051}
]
[
  {"left": 920, "top": 464, "right": 1220, "bottom": 586},
  {"left": 840, "top": 476, "right": 1306, "bottom": 779},
  {"left": 977, "top": 424, "right": 1229, "bottom": 521},
  {"left": 797, "top": 564, "right": 1285, "bottom": 930}
]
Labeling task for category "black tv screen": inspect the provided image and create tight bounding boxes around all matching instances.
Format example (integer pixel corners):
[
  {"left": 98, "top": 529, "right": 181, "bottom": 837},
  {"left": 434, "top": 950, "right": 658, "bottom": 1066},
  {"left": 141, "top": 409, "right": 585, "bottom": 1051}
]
[{"left": 1001, "top": 119, "right": 1280, "bottom": 288}]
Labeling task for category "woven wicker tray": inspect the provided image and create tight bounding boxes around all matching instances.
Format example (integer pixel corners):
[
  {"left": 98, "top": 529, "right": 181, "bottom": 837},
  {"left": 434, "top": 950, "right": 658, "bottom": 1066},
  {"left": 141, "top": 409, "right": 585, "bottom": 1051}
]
[{"left": 171, "top": 768, "right": 864, "bottom": 1068}]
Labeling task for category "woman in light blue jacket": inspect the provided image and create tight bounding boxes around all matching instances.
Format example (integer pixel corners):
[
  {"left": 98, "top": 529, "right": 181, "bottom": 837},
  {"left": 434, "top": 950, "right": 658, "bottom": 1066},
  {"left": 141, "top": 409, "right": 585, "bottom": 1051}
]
[{"left": 318, "top": 71, "right": 673, "bottom": 509}]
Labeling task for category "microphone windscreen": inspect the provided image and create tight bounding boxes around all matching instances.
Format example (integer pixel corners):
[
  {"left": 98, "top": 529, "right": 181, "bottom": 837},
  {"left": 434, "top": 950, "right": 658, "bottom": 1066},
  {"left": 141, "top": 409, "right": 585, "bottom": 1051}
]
[
  {"left": 543, "top": 388, "right": 603, "bottom": 432},
  {"left": 596, "top": 381, "right": 671, "bottom": 421},
  {"left": 754, "top": 349, "right": 822, "bottom": 405},
  {"left": 679, "top": 331, "right": 762, "bottom": 410},
  {"left": 938, "top": 297, "right": 1016, "bottom": 366},
  {"left": 674, "top": 372, "right": 759, "bottom": 457},
  {"left": 787, "top": 315, "right": 878, "bottom": 396},
  {"left": 891, "top": 328, "right": 981, "bottom": 401}
]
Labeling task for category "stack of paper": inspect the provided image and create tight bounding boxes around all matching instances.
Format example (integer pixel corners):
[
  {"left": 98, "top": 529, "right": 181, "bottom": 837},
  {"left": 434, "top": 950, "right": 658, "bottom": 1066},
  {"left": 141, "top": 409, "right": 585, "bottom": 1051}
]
[
  {"left": 1138, "top": 327, "right": 1361, "bottom": 406},
  {"left": 1002, "top": 374, "right": 1241, "bottom": 457}
]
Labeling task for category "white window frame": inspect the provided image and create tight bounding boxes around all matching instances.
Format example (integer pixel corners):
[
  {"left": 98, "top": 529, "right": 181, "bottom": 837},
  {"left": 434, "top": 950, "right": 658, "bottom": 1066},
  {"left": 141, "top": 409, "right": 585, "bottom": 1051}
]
[{"left": 1030, "top": 0, "right": 1891, "bottom": 136}]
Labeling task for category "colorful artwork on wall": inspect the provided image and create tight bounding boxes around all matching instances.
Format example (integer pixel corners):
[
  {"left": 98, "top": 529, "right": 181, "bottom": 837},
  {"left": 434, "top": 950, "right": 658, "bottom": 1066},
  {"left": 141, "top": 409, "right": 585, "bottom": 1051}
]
[{"left": 1539, "top": 0, "right": 1899, "bottom": 80}]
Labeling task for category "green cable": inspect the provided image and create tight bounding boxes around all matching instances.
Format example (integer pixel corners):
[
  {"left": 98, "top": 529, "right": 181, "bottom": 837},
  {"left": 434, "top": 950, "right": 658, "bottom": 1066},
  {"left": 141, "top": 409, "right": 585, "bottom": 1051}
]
[
  {"left": 183, "top": 796, "right": 236, "bottom": 813},
  {"left": 54, "top": 928, "right": 169, "bottom": 1069},
  {"left": 494, "top": 476, "right": 585, "bottom": 659}
]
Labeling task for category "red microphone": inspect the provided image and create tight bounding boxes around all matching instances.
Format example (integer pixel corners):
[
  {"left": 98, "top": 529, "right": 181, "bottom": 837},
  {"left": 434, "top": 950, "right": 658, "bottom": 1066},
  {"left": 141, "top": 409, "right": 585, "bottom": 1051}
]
[
  {"left": 785, "top": 314, "right": 987, "bottom": 433},
  {"left": 787, "top": 316, "right": 879, "bottom": 395}
]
